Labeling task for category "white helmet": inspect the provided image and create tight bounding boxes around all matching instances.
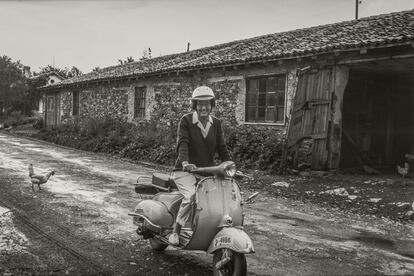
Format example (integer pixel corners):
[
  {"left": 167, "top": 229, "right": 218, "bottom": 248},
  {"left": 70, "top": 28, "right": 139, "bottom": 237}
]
[{"left": 190, "top": 86, "right": 215, "bottom": 100}]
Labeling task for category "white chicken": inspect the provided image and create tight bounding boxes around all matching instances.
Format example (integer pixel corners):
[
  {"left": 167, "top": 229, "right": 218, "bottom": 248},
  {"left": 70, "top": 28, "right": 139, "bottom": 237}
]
[
  {"left": 28, "top": 164, "right": 55, "bottom": 191},
  {"left": 397, "top": 162, "right": 409, "bottom": 178}
]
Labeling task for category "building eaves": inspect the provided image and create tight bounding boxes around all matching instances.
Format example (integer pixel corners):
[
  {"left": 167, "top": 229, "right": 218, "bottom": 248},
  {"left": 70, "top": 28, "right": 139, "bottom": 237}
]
[{"left": 40, "top": 9, "right": 414, "bottom": 90}]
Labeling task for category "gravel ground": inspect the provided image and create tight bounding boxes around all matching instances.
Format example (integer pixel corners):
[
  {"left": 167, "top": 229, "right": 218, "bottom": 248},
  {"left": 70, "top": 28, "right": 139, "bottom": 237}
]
[
  {"left": 247, "top": 170, "right": 414, "bottom": 223},
  {"left": 1, "top": 130, "right": 414, "bottom": 275}
]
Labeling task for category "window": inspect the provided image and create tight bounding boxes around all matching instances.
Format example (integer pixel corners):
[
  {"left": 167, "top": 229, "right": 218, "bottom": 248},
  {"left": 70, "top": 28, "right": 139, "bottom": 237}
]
[
  {"left": 245, "top": 74, "right": 286, "bottom": 123},
  {"left": 73, "top": 91, "right": 79, "bottom": 116},
  {"left": 134, "top": 86, "right": 146, "bottom": 119}
]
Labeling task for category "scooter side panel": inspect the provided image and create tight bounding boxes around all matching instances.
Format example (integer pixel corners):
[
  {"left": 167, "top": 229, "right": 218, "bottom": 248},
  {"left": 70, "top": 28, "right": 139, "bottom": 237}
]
[
  {"left": 135, "top": 199, "right": 174, "bottom": 227},
  {"left": 185, "top": 177, "right": 243, "bottom": 251}
]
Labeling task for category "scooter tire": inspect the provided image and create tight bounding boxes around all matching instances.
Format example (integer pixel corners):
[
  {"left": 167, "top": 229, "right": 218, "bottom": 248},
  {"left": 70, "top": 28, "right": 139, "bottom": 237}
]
[
  {"left": 149, "top": 238, "right": 168, "bottom": 252},
  {"left": 212, "top": 249, "right": 247, "bottom": 276}
]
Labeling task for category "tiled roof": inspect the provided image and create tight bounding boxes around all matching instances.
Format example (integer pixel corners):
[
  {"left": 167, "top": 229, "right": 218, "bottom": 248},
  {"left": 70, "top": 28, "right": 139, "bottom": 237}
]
[
  {"left": 30, "top": 71, "right": 66, "bottom": 81},
  {"left": 44, "top": 9, "right": 414, "bottom": 88}
]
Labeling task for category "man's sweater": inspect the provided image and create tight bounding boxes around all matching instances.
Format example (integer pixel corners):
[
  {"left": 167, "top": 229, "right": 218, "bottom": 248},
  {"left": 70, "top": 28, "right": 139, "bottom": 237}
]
[{"left": 175, "top": 112, "right": 230, "bottom": 169}]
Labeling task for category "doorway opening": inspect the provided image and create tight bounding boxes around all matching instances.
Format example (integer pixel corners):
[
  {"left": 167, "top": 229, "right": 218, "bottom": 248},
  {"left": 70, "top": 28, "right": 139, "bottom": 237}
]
[{"left": 340, "top": 59, "right": 414, "bottom": 171}]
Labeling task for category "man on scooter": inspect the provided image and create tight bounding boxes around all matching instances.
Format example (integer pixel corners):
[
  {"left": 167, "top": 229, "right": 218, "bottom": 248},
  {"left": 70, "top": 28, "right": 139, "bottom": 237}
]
[{"left": 168, "top": 86, "right": 230, "bottom": 246}]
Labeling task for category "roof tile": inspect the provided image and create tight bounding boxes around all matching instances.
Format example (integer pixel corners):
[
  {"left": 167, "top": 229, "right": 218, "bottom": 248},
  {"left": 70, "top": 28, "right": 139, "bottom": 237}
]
[{"left": 45, "top": 9, "right": 414, "bottom": 88}]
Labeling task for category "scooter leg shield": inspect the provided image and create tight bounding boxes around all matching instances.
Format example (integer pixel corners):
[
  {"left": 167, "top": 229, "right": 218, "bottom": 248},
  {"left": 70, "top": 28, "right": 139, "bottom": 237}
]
[{"left": 207, "top": 227, "right": 254, "bottom": 254}]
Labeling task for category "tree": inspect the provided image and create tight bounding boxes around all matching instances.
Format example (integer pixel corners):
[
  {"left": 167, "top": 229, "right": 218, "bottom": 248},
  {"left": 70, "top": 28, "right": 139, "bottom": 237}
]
[
  {"left": 25, "top": 65, "right": 83, "bottom": 115},
  {"left": 36, "top": 65, "right": 83, "bottom": 79},
  {"left": 69, "top": 66, "right": 82, "bottom": 78},
  {"left": 118, "top": 56, "right": 135, "bottom": 65},
  {"left": 0, "top": 55, "right": 27, "bottom": 117},
  {"left": 140, "top": 48, "right": 152, "bottom": 61},
  {"left": 92, "top": 67, "right": 100, "bottom": 72},
  {"left": 26, "top": 74, "right": 47, "bottom": 114},
  {"left": 117, "top": 48, "right": 152, "bottom": 65}
]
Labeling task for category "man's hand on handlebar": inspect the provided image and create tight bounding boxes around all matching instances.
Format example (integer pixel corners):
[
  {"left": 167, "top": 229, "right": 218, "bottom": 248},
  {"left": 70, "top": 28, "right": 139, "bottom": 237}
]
[{"left": 182, "top": 161, "right": 197, "bottom": 172}]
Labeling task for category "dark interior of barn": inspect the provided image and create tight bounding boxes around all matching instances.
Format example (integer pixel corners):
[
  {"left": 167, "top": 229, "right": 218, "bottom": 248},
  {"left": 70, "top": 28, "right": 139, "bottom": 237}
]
[{"left": 340, "top": 59, "right": 414, "bottom": 171}]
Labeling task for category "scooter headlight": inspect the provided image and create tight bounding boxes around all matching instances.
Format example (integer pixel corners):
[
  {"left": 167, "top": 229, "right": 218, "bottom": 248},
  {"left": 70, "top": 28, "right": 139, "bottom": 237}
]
[{"left": 225, "top": 163, "right": 237, "bottom": 177}]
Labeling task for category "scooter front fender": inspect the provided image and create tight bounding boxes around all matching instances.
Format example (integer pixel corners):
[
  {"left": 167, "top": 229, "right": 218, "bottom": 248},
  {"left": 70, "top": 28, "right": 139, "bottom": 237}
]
[{"left": 207, "top": 227, "right": 254, "bottom": 254}]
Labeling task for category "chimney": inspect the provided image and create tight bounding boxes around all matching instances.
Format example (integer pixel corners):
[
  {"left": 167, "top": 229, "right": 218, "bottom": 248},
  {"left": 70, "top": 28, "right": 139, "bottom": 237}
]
[{"left": 23, "top": 66, "right": 31, "bottom": 78}]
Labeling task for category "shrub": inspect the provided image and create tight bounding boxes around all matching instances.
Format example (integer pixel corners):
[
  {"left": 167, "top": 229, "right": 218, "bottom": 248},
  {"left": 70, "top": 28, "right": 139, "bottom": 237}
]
[
  {"left": 3, "top": 111, "right": 25, "bottom": 127},
  {"left": 225, "top": 125, "right": 284, "bottom": 172},
  {"left": 33, "top": 117, "right": 44, "bottom": 129},
  {"left": 37, "top": 116, "right": 285, "bottom": 171}
]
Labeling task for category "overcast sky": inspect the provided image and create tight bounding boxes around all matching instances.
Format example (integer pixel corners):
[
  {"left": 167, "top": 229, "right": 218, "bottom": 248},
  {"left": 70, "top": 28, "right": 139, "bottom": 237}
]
[{"left": 0, "top": 0, "right": 413, "bottom": 73}]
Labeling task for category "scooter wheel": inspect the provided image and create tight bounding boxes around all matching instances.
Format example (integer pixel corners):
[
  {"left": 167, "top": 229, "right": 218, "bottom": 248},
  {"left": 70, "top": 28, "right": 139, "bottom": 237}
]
[
  {"left": 212, "top": 249, "right": 247, "bottom": 276},
  {"left": 149, "top": 238, "right": 168, "bottom": 252}
]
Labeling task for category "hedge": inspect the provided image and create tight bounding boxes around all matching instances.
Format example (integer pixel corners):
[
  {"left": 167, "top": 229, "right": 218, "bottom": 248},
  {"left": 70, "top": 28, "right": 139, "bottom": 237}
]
[{"left": 35, "top": 116, "right": 286, "bottom": 173}]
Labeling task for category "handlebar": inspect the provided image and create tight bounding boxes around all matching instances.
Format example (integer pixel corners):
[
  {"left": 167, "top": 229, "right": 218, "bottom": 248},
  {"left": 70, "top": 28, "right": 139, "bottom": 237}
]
[
  {"left": 190, "top": 161, "right": 235, "bottom": 177},
  {"left": 235, "top": 171, "right": 254, "bottom": 180}
]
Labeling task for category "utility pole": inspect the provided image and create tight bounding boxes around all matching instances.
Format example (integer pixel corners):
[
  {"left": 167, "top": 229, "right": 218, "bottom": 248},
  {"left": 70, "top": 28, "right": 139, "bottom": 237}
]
[
  {"left": 355, "top": 0, "right": 361, "bottom": 19},
  {"left": 187, "top": 42, "right": 190, "bottom": 52}
]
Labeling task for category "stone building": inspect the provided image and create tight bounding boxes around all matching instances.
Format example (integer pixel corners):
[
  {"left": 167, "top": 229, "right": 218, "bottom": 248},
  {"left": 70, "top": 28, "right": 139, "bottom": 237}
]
[
  {"left": 39, "top": 9, "right": 414, "bottom": 170},
  {"left": 28, "top": 71, "right": 65, "bottom": 116}
]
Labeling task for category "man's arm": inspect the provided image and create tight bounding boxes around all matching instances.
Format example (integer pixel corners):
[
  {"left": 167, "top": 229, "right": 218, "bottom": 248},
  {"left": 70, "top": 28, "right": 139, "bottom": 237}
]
[{"left": 177, "top": 115, "right": 190, "bottom": 165}]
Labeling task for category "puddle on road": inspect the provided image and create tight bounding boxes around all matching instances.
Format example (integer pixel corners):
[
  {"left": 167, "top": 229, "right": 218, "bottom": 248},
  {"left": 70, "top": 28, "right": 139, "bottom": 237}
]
[
  {"left": 352, "top": 231, "right": 395, "bottom": 250},
  {"left": 351, "top": 231, "right": 414, "bottom": 260},
  {"left": 271, "top": 213, "right": 312, "bottom": 226},
  {"left": 250, "top": 208, "right": 414, "bottom": 266}
]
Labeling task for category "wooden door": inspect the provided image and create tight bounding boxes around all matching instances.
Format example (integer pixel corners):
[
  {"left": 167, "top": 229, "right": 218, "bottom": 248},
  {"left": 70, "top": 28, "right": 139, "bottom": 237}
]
[
  {"left": 287, "top": 67, "right": 335, "bottom": 169},
  {"left": 46, "top": 95, "right": 57, "bottom": 128}
]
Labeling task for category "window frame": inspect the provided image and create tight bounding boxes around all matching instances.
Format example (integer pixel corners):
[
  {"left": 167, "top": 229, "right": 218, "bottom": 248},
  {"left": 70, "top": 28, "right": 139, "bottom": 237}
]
[
  {"left": 134, "top": 86, "right": 146, "bottom": 119},
  {"left": 72, "top": 91, "right": 80, "bottom": 116},
  {"left": 244, "top": 73, "right": 287, "bottom": 125}
]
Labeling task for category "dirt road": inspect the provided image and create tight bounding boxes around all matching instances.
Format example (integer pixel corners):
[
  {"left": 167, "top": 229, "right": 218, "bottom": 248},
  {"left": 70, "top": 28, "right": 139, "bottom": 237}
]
[{"left": 1, "top": 132, "right": 414, "bottom": 275}]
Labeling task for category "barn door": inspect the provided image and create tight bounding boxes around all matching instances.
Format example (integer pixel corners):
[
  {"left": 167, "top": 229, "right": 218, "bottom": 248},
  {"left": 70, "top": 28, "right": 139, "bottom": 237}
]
[
  {"left": 287, "top": 66, "right": 335, "bottom": 169},
  {"left": 46, "top": 95, "right": 57, "bottom": 128}
]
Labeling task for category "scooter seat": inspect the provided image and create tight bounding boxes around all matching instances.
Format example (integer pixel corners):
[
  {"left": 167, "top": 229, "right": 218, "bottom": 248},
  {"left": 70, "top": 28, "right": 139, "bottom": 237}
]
[
  {"left": 135, "top": 173, "right": 178, "bottom": 195},
  {"left": 152, "top": 173, "right": 177, "bottom": 190}
]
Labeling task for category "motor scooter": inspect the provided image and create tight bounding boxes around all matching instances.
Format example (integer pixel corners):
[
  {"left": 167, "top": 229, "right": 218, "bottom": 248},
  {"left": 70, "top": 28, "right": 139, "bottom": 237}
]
[{"left": 128, "top": 161, "right": 257, "bottom": 276}]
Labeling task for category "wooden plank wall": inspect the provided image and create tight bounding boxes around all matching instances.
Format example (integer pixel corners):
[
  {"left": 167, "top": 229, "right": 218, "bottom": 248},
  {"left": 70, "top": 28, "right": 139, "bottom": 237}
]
[
  {"left": 309, "top": 68, "right": 333, "bottom": 169},
  {"left": 286, "top": 66, "right": 349, "bottom": 170}
]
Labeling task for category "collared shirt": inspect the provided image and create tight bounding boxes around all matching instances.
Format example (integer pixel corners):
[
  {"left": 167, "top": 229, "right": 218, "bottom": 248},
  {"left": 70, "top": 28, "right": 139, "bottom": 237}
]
[{"left": 192, "top": 111, "right": 213, "bottom": 138}]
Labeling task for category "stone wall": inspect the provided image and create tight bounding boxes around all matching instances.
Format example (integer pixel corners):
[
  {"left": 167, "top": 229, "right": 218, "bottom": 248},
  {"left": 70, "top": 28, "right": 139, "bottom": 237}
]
[
  {"left": 80, "top": 87, "right": 129, "bottom": 119},
  {"left": 60, "top": 91, "right": 72, "bottom": 122},
  {"left": 47, "top": 63, "right": 299, "bottom": 138}
]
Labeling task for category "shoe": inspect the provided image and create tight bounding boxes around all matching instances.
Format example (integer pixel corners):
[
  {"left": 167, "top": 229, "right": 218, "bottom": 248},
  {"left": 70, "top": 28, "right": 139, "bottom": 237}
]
[{"left": 168, "top": 233, "right": 179, "bottom": 245}]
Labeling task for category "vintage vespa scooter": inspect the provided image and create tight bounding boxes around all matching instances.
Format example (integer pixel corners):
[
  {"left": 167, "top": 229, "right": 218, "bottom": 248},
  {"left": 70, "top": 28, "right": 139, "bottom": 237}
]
[{"left": 128, "top": 161, "right": 257, "bottom": 275}]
